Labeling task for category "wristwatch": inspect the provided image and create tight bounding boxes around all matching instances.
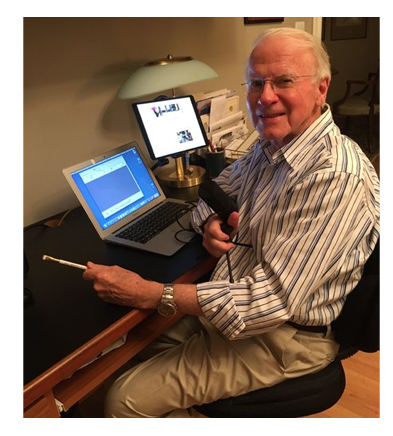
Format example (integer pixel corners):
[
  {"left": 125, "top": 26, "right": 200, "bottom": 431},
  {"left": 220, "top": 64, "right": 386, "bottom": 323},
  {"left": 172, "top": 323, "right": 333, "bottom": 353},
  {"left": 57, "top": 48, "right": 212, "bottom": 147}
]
[{"left": 157, "top": 284, "right": 178, "bottom": 316}]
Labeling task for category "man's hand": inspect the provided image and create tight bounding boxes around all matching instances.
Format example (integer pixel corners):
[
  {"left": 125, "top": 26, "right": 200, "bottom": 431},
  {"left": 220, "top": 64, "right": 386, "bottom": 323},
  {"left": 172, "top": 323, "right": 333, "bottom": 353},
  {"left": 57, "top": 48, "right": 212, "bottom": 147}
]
[
  {"left": 83, "top": 263, "right": 203, "bottom": 316},
  {"left": 83, "top": 263, "right": 162, "bottom": 309},
  {"left": 202, "top": 211, "right": 239, "bottom": 258}
]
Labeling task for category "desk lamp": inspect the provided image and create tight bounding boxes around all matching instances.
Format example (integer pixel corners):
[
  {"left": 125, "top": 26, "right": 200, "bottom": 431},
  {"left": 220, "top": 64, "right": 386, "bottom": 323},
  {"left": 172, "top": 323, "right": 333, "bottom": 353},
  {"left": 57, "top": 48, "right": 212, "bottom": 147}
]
[
  {"left": 117, "top": 55, "right": 218, "bottom": 188},
  {"left": 117, "top": 54, "right": 218, "bottom": 99}
]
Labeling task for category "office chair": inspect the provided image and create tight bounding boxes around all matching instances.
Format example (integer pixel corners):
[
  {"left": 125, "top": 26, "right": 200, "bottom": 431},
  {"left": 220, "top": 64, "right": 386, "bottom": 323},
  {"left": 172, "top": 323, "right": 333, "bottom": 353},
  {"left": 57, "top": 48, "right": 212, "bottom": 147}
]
[
  {"left": 333, "top": 70, "right": 379, "bottom": 153},
  {"left": 194, "top": 241, "right": 380, "bottom": 418}
]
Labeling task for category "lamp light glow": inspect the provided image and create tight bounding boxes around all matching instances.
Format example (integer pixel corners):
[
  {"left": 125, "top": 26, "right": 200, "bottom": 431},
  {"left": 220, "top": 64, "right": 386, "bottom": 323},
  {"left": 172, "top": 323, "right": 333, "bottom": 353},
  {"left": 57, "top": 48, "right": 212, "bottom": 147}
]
[{"left": 117, "top": 55, "right": 218, "bottom": 99}]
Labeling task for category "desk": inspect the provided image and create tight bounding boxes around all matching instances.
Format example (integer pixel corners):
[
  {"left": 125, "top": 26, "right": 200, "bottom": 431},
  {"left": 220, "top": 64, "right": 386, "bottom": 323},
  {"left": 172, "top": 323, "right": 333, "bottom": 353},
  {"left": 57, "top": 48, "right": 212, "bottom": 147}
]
[{"left": 24, "top": 207, "right": 216, "bottom": 417}]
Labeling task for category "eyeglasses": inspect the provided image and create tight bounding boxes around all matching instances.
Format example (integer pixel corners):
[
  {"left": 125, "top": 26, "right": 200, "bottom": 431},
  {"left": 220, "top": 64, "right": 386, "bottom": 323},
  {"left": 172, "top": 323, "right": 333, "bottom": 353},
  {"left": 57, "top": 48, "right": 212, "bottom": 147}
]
[{"left": 242, "top": 75, "right": 315, "bottom": 94}]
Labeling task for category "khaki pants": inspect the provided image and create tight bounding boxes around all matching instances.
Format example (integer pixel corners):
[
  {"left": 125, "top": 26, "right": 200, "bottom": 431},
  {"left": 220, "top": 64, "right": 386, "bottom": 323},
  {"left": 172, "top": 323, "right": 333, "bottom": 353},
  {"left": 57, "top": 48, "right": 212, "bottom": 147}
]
[{"left": 105, "top": 316, "right": 339, "bottom": 418}]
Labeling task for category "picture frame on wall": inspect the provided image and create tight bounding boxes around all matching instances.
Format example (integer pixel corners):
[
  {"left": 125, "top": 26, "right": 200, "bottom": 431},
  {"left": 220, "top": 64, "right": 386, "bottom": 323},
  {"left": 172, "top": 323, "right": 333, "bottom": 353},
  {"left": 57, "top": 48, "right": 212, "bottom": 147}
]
[
  {"left": 244, "top": 18, "right": 284, "bottom": 25},
  {"left": 331, "top": 17, "right": 367, "bottom": 40}
]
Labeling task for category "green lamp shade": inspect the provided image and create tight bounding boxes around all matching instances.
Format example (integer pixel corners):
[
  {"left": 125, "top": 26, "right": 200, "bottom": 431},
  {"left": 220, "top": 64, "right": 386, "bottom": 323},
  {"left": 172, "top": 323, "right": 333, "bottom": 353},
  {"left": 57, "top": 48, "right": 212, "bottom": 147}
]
[{"left": 117, "top": 57, "right": 218, "bottom": 99}]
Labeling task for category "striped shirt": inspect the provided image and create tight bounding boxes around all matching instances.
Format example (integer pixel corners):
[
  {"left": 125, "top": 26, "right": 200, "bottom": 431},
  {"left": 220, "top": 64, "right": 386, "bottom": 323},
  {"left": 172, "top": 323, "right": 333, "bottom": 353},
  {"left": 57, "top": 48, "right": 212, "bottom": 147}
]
[{"left": 191, "top": 105, "right": 380, "bottom": 340}]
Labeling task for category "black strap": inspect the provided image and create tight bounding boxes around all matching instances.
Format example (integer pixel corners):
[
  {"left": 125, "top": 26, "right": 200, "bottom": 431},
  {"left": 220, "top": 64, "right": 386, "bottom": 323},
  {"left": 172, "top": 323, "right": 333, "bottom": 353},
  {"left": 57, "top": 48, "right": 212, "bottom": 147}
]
[{"left": 287, "top": 321, "right": 328, "bottom": 334}]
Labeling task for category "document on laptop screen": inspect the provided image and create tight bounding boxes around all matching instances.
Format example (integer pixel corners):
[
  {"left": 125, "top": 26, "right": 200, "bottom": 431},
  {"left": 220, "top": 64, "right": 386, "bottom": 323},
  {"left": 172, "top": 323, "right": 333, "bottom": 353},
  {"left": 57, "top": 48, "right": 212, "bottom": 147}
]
[{"left": 70, "top": 146, "right": 162, "bottom": 231}]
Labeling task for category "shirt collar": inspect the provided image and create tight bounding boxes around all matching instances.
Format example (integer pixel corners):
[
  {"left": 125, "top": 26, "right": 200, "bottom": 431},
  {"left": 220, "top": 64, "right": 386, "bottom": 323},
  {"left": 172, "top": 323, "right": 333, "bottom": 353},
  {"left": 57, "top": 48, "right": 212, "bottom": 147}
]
[{"left": 262, "top": 104, "right": 334, "bottom": 166}]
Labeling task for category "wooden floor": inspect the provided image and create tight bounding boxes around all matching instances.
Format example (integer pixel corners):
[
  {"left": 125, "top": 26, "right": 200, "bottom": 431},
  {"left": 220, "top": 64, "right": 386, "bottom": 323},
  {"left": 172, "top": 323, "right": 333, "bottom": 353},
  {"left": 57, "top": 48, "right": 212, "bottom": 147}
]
[{"left": 308, "top": 351, "right": 380, "bottom": 418}]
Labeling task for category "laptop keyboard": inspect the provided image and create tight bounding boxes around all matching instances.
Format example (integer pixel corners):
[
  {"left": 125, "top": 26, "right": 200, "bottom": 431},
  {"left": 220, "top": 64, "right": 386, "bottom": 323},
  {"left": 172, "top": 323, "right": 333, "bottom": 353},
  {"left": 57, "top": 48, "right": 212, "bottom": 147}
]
[{"left": 116, "top": 201, "right": 190, "bottom": 244}]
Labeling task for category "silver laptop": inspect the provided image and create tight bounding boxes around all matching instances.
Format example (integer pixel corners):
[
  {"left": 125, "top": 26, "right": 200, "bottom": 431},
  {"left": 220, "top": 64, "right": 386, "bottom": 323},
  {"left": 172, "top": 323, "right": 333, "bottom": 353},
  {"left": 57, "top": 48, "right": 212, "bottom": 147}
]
[{"left": 63, "top": 142, "right": 195, "bottom": 256}]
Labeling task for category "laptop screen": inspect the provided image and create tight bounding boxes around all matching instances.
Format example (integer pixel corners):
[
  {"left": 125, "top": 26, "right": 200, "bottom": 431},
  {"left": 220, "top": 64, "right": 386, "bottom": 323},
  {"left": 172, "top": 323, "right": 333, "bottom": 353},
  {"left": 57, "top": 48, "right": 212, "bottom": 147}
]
[{"left": 70, "top": 145, "right": 162, "bottom": 231}]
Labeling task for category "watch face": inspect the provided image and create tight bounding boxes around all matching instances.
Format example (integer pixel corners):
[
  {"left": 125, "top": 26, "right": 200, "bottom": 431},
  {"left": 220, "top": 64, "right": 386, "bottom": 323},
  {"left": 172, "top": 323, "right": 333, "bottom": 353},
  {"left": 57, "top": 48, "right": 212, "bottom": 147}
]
[{"left": 158, "top": 303, "right": 177, "bottom": 316}]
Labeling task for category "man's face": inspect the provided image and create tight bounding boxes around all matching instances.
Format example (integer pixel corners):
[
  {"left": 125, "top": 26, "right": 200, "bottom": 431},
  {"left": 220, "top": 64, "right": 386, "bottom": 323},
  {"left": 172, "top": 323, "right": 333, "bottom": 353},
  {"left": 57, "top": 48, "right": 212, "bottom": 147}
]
[{"left": 246, "top": 37, "right": 329, "bottom": 150}]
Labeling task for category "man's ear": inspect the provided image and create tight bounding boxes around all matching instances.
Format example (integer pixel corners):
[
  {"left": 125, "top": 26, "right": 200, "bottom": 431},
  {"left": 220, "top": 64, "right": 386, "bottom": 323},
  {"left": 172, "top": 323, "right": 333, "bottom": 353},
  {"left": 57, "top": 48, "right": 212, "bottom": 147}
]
[{"left": 316, "top": 77, "right": 330, "bottom": 106}]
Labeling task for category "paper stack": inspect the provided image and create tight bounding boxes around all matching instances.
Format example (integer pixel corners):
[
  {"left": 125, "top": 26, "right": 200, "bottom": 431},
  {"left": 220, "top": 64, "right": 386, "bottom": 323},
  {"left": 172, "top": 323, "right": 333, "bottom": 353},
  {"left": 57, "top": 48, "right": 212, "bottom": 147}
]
[
  {"left": 193, "top": 89, "right": 249, "bottom": 154},
  {"left": 224, "top": 130, "right": 259, "bottom": 161}
]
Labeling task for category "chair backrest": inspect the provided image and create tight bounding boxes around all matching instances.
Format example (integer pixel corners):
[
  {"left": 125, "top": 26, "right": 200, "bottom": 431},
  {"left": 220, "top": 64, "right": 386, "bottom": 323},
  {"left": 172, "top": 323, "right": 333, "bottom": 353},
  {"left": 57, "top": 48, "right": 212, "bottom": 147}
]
[
  {"left": 368, "top": 68, "right": 379, "bottom": 107},
  {"left": 331, "top": 240, "right": 380, "bottom": 353}
]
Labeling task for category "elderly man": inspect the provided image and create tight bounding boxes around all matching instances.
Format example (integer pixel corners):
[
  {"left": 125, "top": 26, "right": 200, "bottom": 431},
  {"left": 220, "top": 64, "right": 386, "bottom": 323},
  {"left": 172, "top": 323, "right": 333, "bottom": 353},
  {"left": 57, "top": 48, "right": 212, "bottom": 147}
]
[{"left": 83, "top": 28, "right": 380, "bottom": 418}]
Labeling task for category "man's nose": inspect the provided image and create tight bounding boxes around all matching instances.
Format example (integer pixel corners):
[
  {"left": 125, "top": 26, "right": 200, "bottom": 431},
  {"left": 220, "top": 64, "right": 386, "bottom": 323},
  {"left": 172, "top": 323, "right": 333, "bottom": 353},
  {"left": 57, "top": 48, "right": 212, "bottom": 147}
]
[{"left": 257, "top": 82, "right": 279, "bottom": 105}]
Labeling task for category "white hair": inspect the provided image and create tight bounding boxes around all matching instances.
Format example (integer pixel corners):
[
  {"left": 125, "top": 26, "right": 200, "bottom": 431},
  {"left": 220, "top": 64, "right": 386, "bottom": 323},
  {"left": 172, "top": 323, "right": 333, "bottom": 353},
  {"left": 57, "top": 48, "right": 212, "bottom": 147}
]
[{"left": 248, "top": 27, "right": 331, "bottom": 81}]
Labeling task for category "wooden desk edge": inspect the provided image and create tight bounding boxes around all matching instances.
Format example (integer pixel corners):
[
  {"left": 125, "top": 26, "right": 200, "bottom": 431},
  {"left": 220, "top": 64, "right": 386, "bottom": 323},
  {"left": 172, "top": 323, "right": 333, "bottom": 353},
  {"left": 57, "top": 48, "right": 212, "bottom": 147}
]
[
  {"left": 54, "top": 311, "right": 184, "bottom": 411},
  {"left": 24, "top": 254, "right": 217, "bottom": 411}
]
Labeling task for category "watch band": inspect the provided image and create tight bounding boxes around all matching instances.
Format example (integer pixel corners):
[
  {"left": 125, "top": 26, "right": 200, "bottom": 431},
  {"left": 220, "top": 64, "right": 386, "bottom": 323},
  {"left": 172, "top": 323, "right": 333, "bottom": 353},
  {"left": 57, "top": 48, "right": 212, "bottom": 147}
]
[
  {"left": 157, "top": 283, "right": 178, "bottom": 316},
  {"left": 162, "top": 283, "right": 175, "bottom": 304}
]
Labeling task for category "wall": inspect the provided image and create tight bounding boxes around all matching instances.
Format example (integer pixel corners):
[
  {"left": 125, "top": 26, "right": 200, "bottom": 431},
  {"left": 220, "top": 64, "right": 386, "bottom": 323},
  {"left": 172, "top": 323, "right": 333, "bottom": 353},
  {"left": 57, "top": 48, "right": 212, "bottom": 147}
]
[{"left": 24, "top": 17, "right": 314, "bottom": 226}]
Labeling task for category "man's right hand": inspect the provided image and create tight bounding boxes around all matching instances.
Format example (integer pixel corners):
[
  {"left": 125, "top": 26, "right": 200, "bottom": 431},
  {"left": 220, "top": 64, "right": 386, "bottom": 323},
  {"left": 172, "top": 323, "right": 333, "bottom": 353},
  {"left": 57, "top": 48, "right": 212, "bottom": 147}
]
[{"left": 202, "top": 211, "right": 239, "bottom": 258}]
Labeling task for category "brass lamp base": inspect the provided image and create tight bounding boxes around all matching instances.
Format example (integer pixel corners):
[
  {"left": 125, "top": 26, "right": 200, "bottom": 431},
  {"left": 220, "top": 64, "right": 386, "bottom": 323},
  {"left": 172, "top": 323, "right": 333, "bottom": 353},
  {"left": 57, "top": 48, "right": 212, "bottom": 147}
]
[
  {"left": 157, "top": 165, "right": 206, "bottom": 188},
  {"left": 156, "top": 155, "right": 205, "bottom": 188}
]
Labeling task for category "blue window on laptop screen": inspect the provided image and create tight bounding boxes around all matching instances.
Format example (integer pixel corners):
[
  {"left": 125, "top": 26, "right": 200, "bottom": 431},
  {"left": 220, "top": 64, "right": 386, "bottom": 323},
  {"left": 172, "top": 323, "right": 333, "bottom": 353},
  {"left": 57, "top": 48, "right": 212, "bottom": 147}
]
[{"left": 71, "top": 147, "right": 161, "bottom": 230}]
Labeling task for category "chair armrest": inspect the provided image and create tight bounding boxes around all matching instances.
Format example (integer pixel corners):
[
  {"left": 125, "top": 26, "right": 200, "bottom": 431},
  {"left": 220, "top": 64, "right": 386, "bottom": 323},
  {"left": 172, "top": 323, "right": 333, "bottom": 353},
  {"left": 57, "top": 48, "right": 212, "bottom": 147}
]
[
  {"left": 347, "top": 79, "right": 373, "bottom": 86},
  {"left": 352, "top": 79, "right": 376, "bottom": 96},
  {"left": 333, "top": 80, "right": 375, "bottom": 110}
]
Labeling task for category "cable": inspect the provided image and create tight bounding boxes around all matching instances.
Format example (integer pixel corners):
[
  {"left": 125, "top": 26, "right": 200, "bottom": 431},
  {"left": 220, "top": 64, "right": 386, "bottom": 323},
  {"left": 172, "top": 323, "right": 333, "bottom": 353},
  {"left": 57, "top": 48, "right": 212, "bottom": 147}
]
[
  {"left": 24, "top": 207, "right": 79, "bottom": 232},
  {"left": 56, "top": 207, "right": 77, "bottom": 226},
  {"left": 234, "top": 241, "right": 253, "bottom": 248},
  {"left": 226, "top": 252, "right": 234, "bottom": 283},
  {"left": 225, "top": 236, "right": 252, "bottom": 283},
  {"left": 232, "top": 233, "right": 252, "bottom": 248},
  {"left": 174, "top": 229, "right": 198, "bottom": 244},
  {"left": 173, "top": 203, "right": 198, "bottom": 244},
  {"left": 175, "top": 210, "right": 191, "bottom": 231}
]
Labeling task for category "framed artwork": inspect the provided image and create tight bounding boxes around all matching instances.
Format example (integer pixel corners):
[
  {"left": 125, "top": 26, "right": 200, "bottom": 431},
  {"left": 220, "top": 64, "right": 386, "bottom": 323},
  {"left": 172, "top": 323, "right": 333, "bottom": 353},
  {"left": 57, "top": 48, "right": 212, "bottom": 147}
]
[
  {"left": 331, "top": 17, "right": 367, "bottom": 40},
  {"left": 244, "top": 18, "right": 284, "bottom": 25}
]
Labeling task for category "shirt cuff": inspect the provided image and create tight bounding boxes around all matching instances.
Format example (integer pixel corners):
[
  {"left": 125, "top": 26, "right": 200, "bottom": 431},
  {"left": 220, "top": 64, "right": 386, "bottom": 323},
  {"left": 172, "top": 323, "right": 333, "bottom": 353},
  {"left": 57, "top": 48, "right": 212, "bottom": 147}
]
[
  {"left": 190, "top": 201, "right": 214, "bottom": 235},
  {"left": 196, "top": 281, "right": 245, "bottom": 340}
]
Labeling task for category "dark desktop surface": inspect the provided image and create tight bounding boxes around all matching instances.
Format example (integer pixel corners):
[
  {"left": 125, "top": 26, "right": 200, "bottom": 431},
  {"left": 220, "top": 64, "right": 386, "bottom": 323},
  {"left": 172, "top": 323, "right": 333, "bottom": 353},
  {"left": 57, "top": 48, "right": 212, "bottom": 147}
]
[{"left": 23, "top": 206, "right": 209, "bottom": 385}]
